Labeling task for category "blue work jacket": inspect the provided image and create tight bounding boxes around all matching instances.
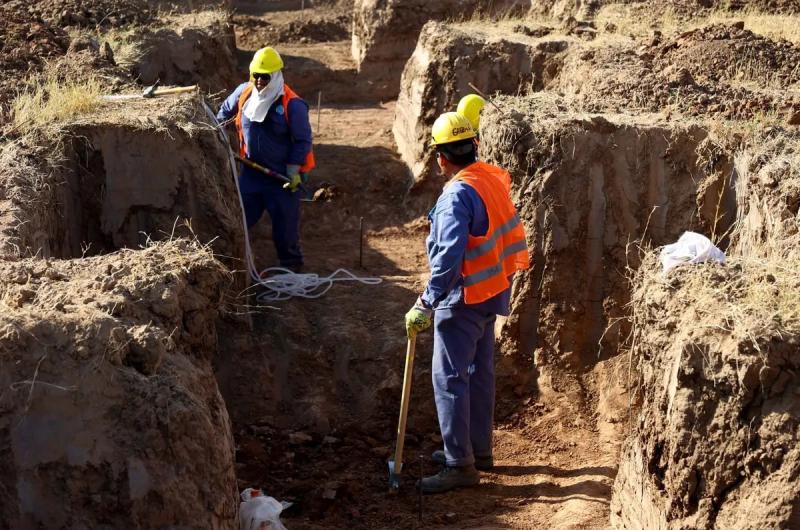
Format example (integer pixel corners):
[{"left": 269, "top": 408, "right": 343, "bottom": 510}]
[
  {"left": 217, "top": 82, "right": 313, "bottom": 192},
  {"left": 421, "top": 179, "right": 511, "bottom": 316}
]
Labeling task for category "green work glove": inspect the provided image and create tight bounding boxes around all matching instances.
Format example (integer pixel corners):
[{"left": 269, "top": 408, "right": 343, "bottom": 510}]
[
  {"left": 283, "top": 164, "right": 302, "bottom": 192},
  {"left": 405, "top": 297, "right": 433, "bottom": 338}
]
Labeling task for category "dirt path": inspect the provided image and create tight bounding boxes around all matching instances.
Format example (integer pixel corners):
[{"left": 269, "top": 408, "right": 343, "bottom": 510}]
[{"left": 217, "top": 6, "right": 623, "bottom": 529}]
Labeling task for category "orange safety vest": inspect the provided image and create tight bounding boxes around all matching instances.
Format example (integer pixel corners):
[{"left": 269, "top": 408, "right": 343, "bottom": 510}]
[
  {"left": 234, "top": 83, "right": 316, "bottom": 173},
  {"left": 454, "top": 161, "right": 530, "bottom": 304}
]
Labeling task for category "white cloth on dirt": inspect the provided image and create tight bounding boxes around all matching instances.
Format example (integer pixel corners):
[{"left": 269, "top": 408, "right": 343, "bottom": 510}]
[
  {"left": 243, "top": 70, "right": 285, "bottom": 123},
  {"left": 239, "top": 488, "right": 291, "bottom": 530},
  {"left": 660, "top": 231, "right": 726, "bottom": 273}
]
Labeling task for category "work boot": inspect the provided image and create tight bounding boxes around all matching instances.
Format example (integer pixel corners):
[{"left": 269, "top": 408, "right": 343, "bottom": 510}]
[
  {"left": 417, "top": 465, "right": 480, "bottom": 494},
  {"left": 432, "top": 450, "right": 494, "bottom": 471}
]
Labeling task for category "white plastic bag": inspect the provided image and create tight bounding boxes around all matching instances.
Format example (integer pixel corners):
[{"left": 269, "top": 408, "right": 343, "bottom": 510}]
[
  {"left": 659, "top": 231, "right": 725, "bottom": 273},
  {"left": 239, "top": 488, "right": 292, "bottom": 530}
]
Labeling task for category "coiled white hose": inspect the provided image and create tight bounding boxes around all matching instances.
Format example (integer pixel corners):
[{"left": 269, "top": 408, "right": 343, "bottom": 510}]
[{"left": 201, "top": 101, "right": 383, "bottom": 302}]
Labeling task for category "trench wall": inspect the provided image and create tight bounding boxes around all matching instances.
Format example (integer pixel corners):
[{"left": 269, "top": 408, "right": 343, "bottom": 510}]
[
  {"left": 480, "top": 104, "right": 736, "bottom": 370},
  {"left": 0, "top": 242, "right": 238, "bottom": 528},
  {"left": 394, "top": 21, "right": 568, "bottom": 187},
  {"left": 1, "top": 98, "right": 243, "bottom": 263},
  {"left": 610, "top": 130, "right": 800, "bottom": 530},
  {"left": 352, "top": 0, "right": 533, "bottom": 98},
  {"left": 612, "top": 254, "right": 800, "bottom": 530}
]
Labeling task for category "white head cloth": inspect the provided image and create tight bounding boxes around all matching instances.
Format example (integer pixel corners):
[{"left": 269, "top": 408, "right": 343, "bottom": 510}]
[{"left": 243, "top": 70, "right": 285, "bottom": 123}]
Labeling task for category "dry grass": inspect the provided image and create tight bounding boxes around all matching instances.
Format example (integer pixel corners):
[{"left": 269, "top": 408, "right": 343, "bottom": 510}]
[
  {"left": 597, "top": 4, "right": 800, "bottom": 44},
  {"left": 730, "top": 131, "right": 800, "bottom": 255},
  {"left": 631, "top": 231, "right": 800, "bottom": 356},
  {"left": 11, "top": 76, "right": 102, "bottom": 134},
  {"left": 627, "top": 130, "right": 800, "bottom": 357}
]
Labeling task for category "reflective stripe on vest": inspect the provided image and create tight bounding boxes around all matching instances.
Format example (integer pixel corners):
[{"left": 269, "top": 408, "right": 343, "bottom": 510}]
[
  {"left": 463, "top": 239, "right": 529, "bottom": 287},
  {"left": 464, "top": 214, "right": 522, "bottom": 261},
  {"left": 455, "top": 161, "right": 530, "bottom": 304},
  {"left": 234, "top": 83, "right": 316, "bottom": 173}
]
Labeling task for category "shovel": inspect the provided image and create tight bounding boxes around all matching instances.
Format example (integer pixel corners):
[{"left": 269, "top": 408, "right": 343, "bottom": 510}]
[
  {"left": 101, "top": 81, "right": 197, "bottom": 101},
  {"left": 234, "top": 154, "right": 309, "bottom": 195},
  {"left": 388, "top": 334, "right": 417, "bottom": 492}
]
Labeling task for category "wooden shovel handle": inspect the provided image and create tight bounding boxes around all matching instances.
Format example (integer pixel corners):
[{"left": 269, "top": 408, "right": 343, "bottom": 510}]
[
  {"left": 392, "top": 335, "right": 417, "bottom": 476},
  {"left": 152, "top": 85, "right": 197, "bottom": 96}
]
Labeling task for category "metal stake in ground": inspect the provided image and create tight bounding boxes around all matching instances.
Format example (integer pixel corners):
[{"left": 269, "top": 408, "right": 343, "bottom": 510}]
[
  {"left": 317, "top": 91, "right": 322, "bottom": 133},
  {"left": 418, "top": 454, "right": 423, "bottom": 523},
  {"left": 359, "top": 217, "right": 364, "bottom": 268},
  {"left": 388, "top": 335, "right": 417, "bottom": 491}
]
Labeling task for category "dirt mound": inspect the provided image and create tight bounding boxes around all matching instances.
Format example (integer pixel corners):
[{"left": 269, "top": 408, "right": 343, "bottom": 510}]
[
  {"left": 234, "top": 9, "right": 350, "bottom": 45},
  {"left": 480, "top": 96, "right": 737, "bottom": 370},
  {"left": 351, "top": 0, "right": 532, "bottom": 98},
  {"left": 0, "top": 240, "right": 238, "bottom": 528},
  {"left": 0, "top": 95, "right": 244, "bottom": 264},
  {"left": 554, "top": 22, "right": 800, "bottom": 121},
  {"left": 654, "top": 23, "right": 800, "bottom": 86},
  {"left": 27, "top": 0, "right": 156, "bottom": 28},
  {"left": 115, "top": 12, "right": 239, "bottom": 93},
  {"left": 394, "top": 21, "right": 568, "bottom": 186},
  {"left": 0, "top": 5, "right": 69, "bottom": 111},
  {"left": 612, "top": 244, "right": 800, "bottom": 529},
  {"left": 16, "top": 0, "right": 229, "bottom": 29}
]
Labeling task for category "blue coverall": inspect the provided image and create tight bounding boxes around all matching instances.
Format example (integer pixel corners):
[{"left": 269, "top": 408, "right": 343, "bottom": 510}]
[
  {"left": 421, "top": 179, "right": 511, "bottom": 467},
  {"left": 217, "top": 82, "right": 313, "bottom": 268}
]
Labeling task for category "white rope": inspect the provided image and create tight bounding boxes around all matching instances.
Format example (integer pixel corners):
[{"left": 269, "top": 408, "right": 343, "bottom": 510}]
[
  {"left": 200, "top": 100, "right": 382, "bottom": 302},
  {"left": 254, "top": 268, "right": 383, "bottom": 302}
]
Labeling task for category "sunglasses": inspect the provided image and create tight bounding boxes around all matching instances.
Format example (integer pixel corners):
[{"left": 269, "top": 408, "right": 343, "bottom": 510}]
[{"left": 253, "top": 73, "right": 272, "bottom": 82}]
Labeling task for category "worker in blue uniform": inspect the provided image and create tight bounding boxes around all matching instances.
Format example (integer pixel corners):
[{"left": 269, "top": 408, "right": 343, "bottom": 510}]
[
  {"left": 217, "top": 47, "right": 314, "bottom": 272},
  {"left": 405, "top": 112, "right": 529, "bottom": 494}
]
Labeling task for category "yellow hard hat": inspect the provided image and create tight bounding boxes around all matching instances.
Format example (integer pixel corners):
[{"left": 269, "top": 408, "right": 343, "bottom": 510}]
[
  {"left": 249, "top": 47, "right": 284, "bottom": 75},
  {"left": 430, "top": 112, "right": 476, "bottom": 146},
  {"left": 456, "top": 94, "right": 486, "bottom": 132}
]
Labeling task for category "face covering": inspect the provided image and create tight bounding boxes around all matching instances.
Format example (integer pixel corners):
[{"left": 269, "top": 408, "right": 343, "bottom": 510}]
[{"left": 243, "top": 70, "right": 285, "bottom": 123}]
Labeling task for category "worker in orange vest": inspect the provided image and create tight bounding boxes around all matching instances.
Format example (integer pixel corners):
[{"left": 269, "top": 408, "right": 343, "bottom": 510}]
[
  {"left": 405, "top": 112, "right": 529, "bottom": 494},
  {"left": 217, "top": 47, "right": 314, "bottom": 272}
]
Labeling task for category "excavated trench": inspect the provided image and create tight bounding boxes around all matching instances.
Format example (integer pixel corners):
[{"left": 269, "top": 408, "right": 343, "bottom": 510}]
[
  {"left": 6, "top": 100, "right": 243, "bottom": 262},
  {"left": 481, "top": 105, "right": 738, "bottom": 368},
  {"left": 2, "top": 2, "right": 798, "bottom": 528},
  {"left": 0, "top": 86, "right": 244, "bottom": 530}
]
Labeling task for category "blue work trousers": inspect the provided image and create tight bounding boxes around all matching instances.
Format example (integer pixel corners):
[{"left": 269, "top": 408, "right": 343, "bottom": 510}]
[
  {"left": 241, "top": 176, "right": 303, "bottom": 268},
  {"left": 432, "top": 306, "right": 497, "bottom": 467}
]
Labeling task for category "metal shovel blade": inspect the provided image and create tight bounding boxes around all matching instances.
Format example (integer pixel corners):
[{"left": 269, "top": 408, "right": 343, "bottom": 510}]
[{"left": 388, "top": 460, "right": 400, "bottom": 492}]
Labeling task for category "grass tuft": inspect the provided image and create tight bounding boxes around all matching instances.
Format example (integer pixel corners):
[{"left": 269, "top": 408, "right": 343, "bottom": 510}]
[
  {"left": 11, "top": 76, "right": 103, "bottom": 134},
  {"left": 596, "top": 4, "right": 800, "bottom": 44}
]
